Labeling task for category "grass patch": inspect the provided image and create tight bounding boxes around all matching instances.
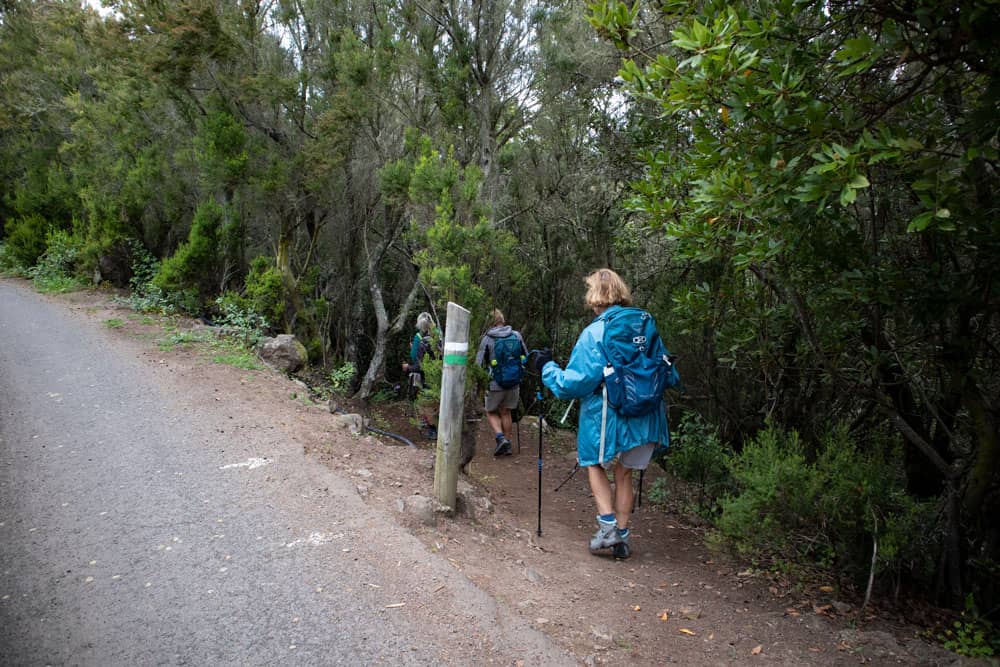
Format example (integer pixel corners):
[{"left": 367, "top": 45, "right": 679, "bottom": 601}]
[
  {"left": 33, "top": 274, "right": 83, "bottom": 294},
  {"left": 105, "top": 318, "right": 125, "bottom": 328},
  {"left": 212, "top": 352, "right": 263, "bottom": 370},
  {"left": 157, "top": 329, "right": 213, "bottom": 351}
]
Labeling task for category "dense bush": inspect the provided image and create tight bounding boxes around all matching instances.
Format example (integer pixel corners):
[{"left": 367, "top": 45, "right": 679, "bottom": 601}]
[
  {"left": 660, "top": 413, "right": 732, "bottom": 518},
  {"left": 3, "top": 214, "right": 50, "bottom": 268},
  {"left": 215, "top": 292, "right": 269, "bottom": 346},
  {"left": 243, "top": 256, "right": 284, "bottom": 329},
  {"left": 715, "top": 423, "right": 936, "bottom": 590},
  {"left": 153, "top": 200, "right": 225, "bottom": 305},
  {"left": 28, "top": 229, "right": 85, "bottom": 293}
]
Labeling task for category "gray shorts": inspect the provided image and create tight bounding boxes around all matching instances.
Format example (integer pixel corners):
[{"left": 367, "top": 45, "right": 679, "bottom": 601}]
[
  {"left": 601, "top": 442, "right": 655, "bottom": 471},
  {"left": 485, "top": 386, "right": 520, "bottom": 412}
]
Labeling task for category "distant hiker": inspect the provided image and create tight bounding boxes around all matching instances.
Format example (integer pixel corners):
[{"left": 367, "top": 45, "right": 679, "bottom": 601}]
[
  {"left": 538, "top": 269, "right": 676, "bottom": 559},
  {"left": 476, "top": 309, "right": 528, "bottom": 457},
  {"left": 402, "top": 311, "right": 439, "bottom": 439}
]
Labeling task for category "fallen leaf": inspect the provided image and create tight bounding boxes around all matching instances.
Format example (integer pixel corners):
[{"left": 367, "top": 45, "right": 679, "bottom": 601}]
[
  {"left": 385, "top": 602, "right": 406, "bottom": 609},
  {"left": 784, "top": 608, "right": 800, "bottom": 617},
  {"left": 814, "top": 604, "right": 833, "bottom": 615},
  {"left": 633, "top": 605, "right": 641, "bottom": 611},
  {"left": 659, "top": 611, "right": 670, "bottom": 622},
  {"left": 708, "top": 633, "right": 715, "bottom": 640},
  {"left": 751, "top": 645, "right": 763, "bottom": 655},
  {"left": 819, "top": 585, "right": 834, "bottom": 593},
  {"left": 679, "top": 628, "right": 696, "bottom": 636}
]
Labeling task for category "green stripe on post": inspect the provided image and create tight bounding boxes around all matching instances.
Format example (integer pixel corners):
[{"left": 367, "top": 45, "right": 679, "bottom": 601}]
[{"left": 443, "top": 354, "right": 467, "bottom": 365}]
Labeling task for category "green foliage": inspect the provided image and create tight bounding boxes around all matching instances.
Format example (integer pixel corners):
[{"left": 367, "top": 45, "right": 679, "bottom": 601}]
[
  {"left": 938, "top": 595, "right": 1000, "bottom": 658},
  {"left": 243, "top": 256, "right": 285, "bottom": 329},
  {"left": 3, "top": 214, "right": 51, "bottom": 268},
  {"left": 28, "top": 229, "right": 85, "bottom": 293},
  {"left": 662, "top": 413, "right": 732, "bottom": 518},
  {"left": 715, "top": 423, "right": 934, "bottom": 582},
  {"left": 127, "top": 240, "right": 160, "bottom": 295},
  {"left": 211, "top": 351, "right": 263, "bottom": 370},
  {"left": 645, "top": 477, "right": 671, "bottom": 508},
  {"left": 153, "top": 200, "right": 226, "bottom": 305},
  {"left": 105, "top": 319, "right": 124, "bottom": 328},
  {"left": 328, "top": 361, "right": 357, "bottom": 394},
  {"left": 214, "top": 292, "right": 269, "bottom": 347}
]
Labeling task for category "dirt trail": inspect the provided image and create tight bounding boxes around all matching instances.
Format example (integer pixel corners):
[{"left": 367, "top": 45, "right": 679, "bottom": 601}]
[{"left": 59, "top": 287, "right": 970, "bottom": 666}]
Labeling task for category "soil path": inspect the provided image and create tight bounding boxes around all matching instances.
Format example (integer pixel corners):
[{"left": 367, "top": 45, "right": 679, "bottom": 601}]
[{"left": 39, "top": 284, "right": 971, "bottom": 666}]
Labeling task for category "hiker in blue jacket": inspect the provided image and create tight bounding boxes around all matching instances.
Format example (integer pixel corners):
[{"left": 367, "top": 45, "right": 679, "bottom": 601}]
[
  {"left": 476, "top": 309, "right": 528, "bottom": 457},
  {"left": 538, "top": 269, "right": 670, "bottom": 559}
]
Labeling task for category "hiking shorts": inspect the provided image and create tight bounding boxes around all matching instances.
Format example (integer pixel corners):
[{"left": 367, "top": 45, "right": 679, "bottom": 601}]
[
  {"left": 485, "top": 386, "right": 519, "bottom": 412},
  {"left": 601, "top": 442, "right": 655, "bottom": 471}
]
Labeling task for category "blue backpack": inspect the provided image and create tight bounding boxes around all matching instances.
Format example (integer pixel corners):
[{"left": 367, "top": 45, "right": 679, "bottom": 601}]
[
  {"left": 490, "top": 334, "right": 525, "bottom": 389},
  {"left": 601, "top": 307, "right": 679, "bottom": 417}
]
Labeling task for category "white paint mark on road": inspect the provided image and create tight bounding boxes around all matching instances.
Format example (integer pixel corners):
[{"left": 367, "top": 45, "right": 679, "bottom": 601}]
[
  {"left": 284, "top": 532, "right": 342, "bottom": 548},
  {"left": 219, "top": 457, "right": 271, "bottom": 470}
]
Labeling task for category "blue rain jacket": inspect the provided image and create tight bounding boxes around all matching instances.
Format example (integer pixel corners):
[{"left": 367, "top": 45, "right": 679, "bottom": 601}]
[{"left": 541, "top": 305, "right": 670, "bottom": 466}]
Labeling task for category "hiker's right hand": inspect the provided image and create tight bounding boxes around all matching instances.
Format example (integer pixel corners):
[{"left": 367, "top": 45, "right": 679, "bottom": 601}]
[{"left": 532, "top": 348, "right": 553, "bottom": 371}]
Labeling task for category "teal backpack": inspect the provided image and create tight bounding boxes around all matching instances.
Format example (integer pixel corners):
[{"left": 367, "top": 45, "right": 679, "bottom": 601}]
[
  {"left": 490, "top": 334, "right": 525, "bottom": 389},
  {"left": 601, "top": 308, "right": 679, "bottom": 417}
]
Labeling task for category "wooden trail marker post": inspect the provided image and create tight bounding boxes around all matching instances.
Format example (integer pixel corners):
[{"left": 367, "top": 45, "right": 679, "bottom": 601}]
[{"left": 433, "top": 302, "right": 470, "bottom": 510}]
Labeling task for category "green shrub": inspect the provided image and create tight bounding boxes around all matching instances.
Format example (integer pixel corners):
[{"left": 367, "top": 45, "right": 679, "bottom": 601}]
[
  {"left": 329, "top": 361, "right": 356, "bottom": 394},
  {"left": 662, "top": 413, "right": 732, "bottom": 518},
  {"left": 215, "top": 292, "right": 269, "bottom": 346},
  {"left": 244, "top": 255, "right": 285, "bottom": 328},
  {"left": 715, "top": 422, "right": 935, "bottom": 586},
  {"left": 716, "top": 425, "right": 822, "bottom": 564},
  {"left": 939, "top": 595, "right": 1000, "bottom": 657},
  {"left": 28, "top": 229, "right": 85, "bottom": 293},
  {"left": 3, "top": 214, "right": 50, "bottom": 267},
  {"left": 153, "top": 200, "right": 224, "bottom": 303}
]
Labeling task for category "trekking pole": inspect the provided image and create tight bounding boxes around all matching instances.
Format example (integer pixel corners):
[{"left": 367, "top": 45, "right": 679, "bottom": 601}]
[
  {"left": 637, "top": 469, "right": 644, "bottom": 509},
  {"left": 553, "top": 462, "right": 579, "bottom": 492},
  {"left": 535, "top": 388, "right": 544, "bottom": 537}
]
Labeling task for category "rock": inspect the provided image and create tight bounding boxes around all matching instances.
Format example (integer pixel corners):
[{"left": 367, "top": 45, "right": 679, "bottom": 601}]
[
  {"left": 525, "top": 567, "right": 543, "bottom": 583},
  {"left": 838, "top": 629, "right": 903, "bottom": 660},
  {"left": 455, "top": 482, "right": 493, "bottom": 522},
  {"left": 831, "top": 599, "right": 852, "bottom": 615},
  {"left": 901, "top": 638, "right": 968, "bottom": 666},
  {"left": 355, "top": 484, "right": 370, "bottom": 498},
  {"left": 679, "top": 606, "right": 702, "bottom": 620},
  {"left": 333, "top": 413, "right": 364, "bottom": 436},
  {"left": 354, "top": 468, "right": 373, "bottom": 478},
  {"left": 590, "top": 625, "right": 614, "bottom": 647},
  {"left": 258, "top": 334, "right": 308, "bottom": 373}
]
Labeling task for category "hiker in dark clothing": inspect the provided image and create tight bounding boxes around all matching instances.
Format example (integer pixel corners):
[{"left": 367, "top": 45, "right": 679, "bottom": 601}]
[
  {"left": 475, "top": 309, "right": 528, "bottom": 457},
  {"left": 402, "top": 311, "right": 439, "bottom": 439}
]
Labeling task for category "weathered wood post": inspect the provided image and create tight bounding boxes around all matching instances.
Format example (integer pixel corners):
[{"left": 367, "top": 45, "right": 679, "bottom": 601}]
[{"left": 433, "top": 302, "right": 471, "bottom": 509}]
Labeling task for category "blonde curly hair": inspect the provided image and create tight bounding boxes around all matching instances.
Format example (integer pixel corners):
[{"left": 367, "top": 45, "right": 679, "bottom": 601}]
[{"left": 583, "top": 269, "right": 633, "bottom": 310}]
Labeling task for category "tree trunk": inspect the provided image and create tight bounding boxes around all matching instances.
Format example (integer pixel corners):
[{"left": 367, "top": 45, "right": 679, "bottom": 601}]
[{"left": 353, "top": 241, "right": 422, "bottom": 401}]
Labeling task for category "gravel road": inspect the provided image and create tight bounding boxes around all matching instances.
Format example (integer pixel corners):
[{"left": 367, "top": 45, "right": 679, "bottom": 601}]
[{"left": 0, "top": 280, "right": 575, "bottom": 666}]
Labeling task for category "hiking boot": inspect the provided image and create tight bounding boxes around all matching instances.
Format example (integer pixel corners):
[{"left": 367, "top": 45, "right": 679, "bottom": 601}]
[
  {"left": 612, "top": 540, "right": 632, "bottom": 559},
  {"left": 493, "top": 436, "right": 511, "bottom": 456},
  {"left": 589, "top": 524, "right": 623, "bottom": 552}
]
